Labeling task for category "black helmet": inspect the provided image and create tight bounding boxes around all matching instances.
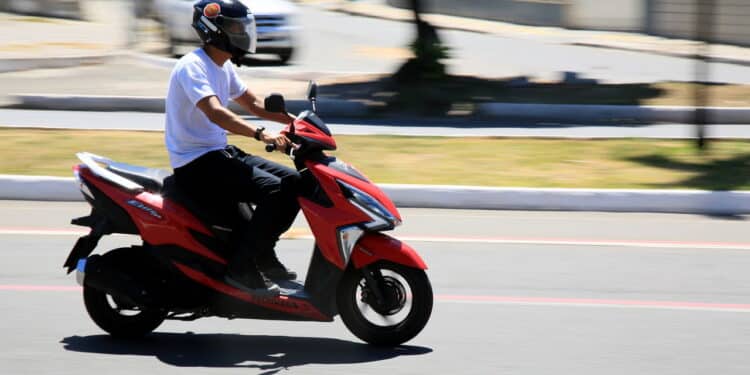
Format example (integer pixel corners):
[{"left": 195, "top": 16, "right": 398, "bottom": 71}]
[{"left": 192, "top": 0, "right": 257, "bottom": 64}]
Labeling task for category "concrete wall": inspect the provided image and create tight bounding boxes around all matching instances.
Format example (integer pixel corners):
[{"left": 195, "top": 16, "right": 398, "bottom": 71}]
[
  {"left": 386, "top": 0, "right": 567, "bottom": 27},
  {"left": 388, "top": 0, "right": 750, "bottom": 47},
  {"left": 388, "top": 0, "right": 644, "bottom": 31},
  {"left": 566, "top": 0, "right": 645, "bottom": 31},
  {"left": 646, "top": 0, "right": 750, "bottom": 47}
]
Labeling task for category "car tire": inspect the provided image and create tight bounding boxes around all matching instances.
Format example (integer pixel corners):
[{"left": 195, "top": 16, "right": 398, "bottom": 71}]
[{"left": 278, "top": 49, "right": 294, "bottom": 65}]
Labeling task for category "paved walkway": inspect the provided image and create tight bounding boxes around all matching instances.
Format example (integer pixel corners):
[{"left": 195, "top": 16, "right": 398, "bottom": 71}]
[
  {"left": 301, "top": 0, "right": 750, "bottom": 66},
  {"left": 0, "top": 1, "right": 129, "bottom": 60},
  {"left": 3, "top": 109, "right": 749, "bottom": 139}
]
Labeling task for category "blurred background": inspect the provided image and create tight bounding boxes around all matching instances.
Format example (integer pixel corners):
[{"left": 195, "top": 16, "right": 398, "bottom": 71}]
[
  {"left": 4, "top": 4, "right": 750, "bottom": 373},
  {"left": 1, "top": 0, "right": 749, "bottom": 188},
  {"left": 3, "top": 0, "right": 750, "bottom": 108}
]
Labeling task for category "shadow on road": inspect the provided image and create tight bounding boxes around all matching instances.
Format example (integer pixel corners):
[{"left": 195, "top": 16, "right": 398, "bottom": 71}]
[
  {"left": 61, "top": 333, "right": 431, "bottom": 374},
  {"left": 319, "top": 74, "right": 669, "bottom": 118},
  {"left": 626, "top": 151, "right": 750, "bottom": 220},
  {"left": 626, "top": 153, "right": 750, "bottom": 191}
]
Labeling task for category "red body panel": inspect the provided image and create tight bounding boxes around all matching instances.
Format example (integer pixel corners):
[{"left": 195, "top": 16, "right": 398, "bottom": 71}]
[
  {"left": 299, "top": 160, "right": 372, "bottom": 269},
  {"left": 173, "top": 262, "right": 330, "bottom": 321},
  {"left": 283, "top": 118, "right": 337, "bottom": 150},
  {"left": 299, "top": 158, "right": 417, "bottom": 271},
  {"left": 309, "top": 159, "right": 401, "bottom": 222},
  {"left": 351, "top": 233, "right": 427, "bottom": 270},
  {"left": 80, "top": 167, "right": 226, "bottom": 265}
]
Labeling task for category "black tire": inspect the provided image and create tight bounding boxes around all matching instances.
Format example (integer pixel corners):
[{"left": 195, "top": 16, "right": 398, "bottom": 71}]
[
  {"left": 278, "top": 49, "right": 293, "bottom": 64},
  {"left": 337, "top": 261, "right": 433, "bottom": 346},
  {"left": 83, "top": 286, "right": 166, "bottom": 338}
]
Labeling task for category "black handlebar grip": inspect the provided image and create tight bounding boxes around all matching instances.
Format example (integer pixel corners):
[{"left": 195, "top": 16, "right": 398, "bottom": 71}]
[{"left": 266, "top": 143, "right": 296, "bottom": 155}]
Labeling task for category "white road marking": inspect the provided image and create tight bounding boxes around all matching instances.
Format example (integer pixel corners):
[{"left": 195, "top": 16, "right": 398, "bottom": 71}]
[{"left": 2, "top": 228, "right": 750, "bottom": 250}]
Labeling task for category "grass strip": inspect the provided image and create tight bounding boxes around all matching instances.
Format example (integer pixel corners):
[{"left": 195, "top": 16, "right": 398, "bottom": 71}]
[{"left": 1, "top": 128, "right": 749, "bottom": 190}]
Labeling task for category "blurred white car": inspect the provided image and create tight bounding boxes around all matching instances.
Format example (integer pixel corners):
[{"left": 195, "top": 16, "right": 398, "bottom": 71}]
[{"left": 154, "top": 0, "right": 298, "bottom": 63}]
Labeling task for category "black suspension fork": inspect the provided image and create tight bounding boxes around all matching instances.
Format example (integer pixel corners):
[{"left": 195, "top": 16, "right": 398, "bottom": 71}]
[{"left": 361, "top": 265, "right": 388, "bottom": 307}]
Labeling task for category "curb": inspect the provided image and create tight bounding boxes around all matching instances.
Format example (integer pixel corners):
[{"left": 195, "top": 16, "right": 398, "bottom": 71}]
[
  {"left": 10, "top": 94, "right": 369, "bottom": 118},
  {"left": 383, "top": 184, "right": 750, "bottom": 214},
  {"left": 0, "top": 175, "right": 81, "bottom": 201},
  {"left": 570, "top": 42, "right": 750, "bottom": 69},
  {"left": 2, "top": 175, "right": 750, "bottom": 214},
  {"left": 477, "top": 103, "right": 750, "bottom": 124},
  {"left": 11, "top": 94, "right": 750, "bottom": 124}
]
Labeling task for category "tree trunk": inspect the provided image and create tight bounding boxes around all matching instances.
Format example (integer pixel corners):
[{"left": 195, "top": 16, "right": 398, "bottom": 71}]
[{"left": 393, "top": 0, "right": 446, "bottom": 84}]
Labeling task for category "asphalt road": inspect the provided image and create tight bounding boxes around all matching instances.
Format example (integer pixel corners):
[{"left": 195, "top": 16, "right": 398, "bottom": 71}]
[
  {"left": 1, "top": 201, "right": 750, "bottom": 374},
  {"left": 2, "top": 108, "right": 750, "bottom": 139},
  {"left": 283, "top": 6, "right": 750, "bottom": 84}
]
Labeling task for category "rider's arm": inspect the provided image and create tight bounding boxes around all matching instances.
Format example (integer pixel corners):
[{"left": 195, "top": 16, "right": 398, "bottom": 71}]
[
  {"left": 196, "top": 95, "right": 290, "bottom": 150},
  {"left": 234, "top": 89, "right": 295, "bottom": 125}
]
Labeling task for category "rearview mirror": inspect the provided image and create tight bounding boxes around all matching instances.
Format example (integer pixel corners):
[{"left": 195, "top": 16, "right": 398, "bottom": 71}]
[
  {"left": 307, "top": 81, "right": 318, "bottom": 101},
  {"left": 264, "top": 93, "right": 286, "bottom": 113}
]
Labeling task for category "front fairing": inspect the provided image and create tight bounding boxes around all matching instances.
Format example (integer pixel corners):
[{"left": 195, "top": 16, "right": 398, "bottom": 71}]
[
  {"left": 309, "top": 157, "right": 401, "bottom": 223},
  {"left": 278, "top": 109, "right": 402, "bottom": 269},
  {"left": 296, "top": 156, "right": 401, "bottom": 270}
]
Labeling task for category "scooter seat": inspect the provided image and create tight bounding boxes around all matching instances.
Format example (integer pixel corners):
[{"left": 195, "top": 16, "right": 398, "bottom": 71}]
[{"left": 106, "top": 162, "right": 171, "bottom": 193}]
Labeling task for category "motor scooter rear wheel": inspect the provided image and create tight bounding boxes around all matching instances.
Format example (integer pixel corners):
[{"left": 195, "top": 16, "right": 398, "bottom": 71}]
[
  {"left": 81, "top": 247, "right": 167, "bottom": 338},
  {"left": 337, "top": 261, "right": 433, "bottom": 346},
  {"left": 83, "top": 286, "right": 166, "bottom": 338}
]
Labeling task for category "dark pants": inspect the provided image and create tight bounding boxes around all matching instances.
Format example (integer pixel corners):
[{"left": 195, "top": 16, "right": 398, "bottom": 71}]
[{"left": 173, "top": 145, "right": 300, "bottom": 274}]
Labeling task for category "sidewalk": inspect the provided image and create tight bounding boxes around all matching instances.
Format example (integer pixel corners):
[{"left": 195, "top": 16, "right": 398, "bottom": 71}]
[
  {"left": 297, "top": 0, "right": 750, "bottom": 67},
  {"left": 0, "top": 11, "right": 118, "bottom": 73},
  {"left": 0, "top": 0, "right": 135, "bottom": 64}
]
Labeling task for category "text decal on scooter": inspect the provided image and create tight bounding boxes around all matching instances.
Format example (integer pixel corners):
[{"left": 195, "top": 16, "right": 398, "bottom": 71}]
[{"left": 126, "top": 199, "right": 163, "bottom": 219}]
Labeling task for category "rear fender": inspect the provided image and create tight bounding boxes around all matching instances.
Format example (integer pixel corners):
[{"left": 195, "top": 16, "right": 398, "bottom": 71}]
[
  {"left": 64, "top": 212, "right": 112, "bottom": 273},
  {"left": 350, "top": 233, "right": 427, "bottom": 270}
]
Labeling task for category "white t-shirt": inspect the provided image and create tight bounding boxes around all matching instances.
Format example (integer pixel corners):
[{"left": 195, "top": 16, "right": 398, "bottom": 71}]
[{"left": 164, "top": 48, "right": 247, "bottom": 168}]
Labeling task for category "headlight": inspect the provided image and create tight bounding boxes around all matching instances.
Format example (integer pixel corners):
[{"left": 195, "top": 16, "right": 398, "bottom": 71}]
[
  {"left": 338, "top": 181, "right": 400, "bottom": 231},
  {"left": 337, "top": 225, "right": 364, "bottom": 264}
]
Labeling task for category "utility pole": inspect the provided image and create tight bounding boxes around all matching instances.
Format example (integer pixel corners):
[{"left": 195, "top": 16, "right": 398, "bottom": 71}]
[{"left": 693, "top": 0, "right": 715, "bottom": 150}]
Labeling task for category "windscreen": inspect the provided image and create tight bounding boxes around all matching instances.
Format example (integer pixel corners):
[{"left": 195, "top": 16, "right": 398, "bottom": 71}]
[{"left": 299, "top": 111, "right": 331, "bottom": 136}]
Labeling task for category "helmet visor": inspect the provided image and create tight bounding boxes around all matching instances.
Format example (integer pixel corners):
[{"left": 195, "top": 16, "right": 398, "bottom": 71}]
[{"left": 221, "top": 15, "right": 257, "bottom": 54}]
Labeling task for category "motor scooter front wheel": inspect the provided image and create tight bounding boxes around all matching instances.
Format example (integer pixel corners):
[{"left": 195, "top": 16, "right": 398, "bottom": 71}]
[
  {"left": 83, "top": 286, "right": 166, "bottom": 338},
  {"left": 337, "top": 261, "right": 433, "bottom": 346}
]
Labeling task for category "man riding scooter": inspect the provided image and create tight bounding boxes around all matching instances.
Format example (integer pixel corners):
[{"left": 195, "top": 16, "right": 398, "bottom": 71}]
[{"left": 165, "top": 0, "right": 297, "bottom": 296}]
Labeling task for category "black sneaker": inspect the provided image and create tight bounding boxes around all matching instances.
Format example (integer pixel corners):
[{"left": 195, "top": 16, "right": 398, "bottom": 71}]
[
  {"left": 225, "top": 268, "right": 280, "bottom": 297},
  {"left": 257, "top": 252, "right": 297, "bottom": 281}
]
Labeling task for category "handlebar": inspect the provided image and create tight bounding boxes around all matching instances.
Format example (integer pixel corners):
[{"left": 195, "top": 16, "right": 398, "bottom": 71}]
[{"left": 265, "top": 143, "right": 297, "bottom": 156}]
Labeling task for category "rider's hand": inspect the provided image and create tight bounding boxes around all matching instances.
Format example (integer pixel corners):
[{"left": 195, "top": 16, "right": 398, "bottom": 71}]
[{"left": 260, "top": 132, "right": 291, "bottom": 153}]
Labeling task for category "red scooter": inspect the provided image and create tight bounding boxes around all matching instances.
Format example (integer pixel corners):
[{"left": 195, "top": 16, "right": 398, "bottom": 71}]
[{"left": 64, "top": 83, "right": 432, "bottom": 346}]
